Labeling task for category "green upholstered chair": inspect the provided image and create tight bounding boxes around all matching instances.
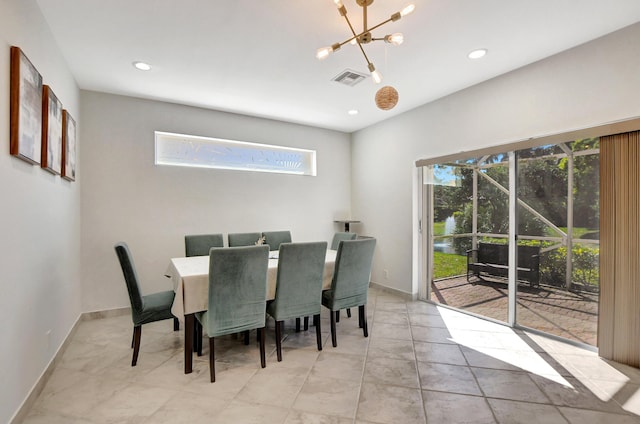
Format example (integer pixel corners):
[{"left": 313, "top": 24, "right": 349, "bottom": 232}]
[
  {"left": 267, "top": 241, "right": 327, "bottom": 361},
  {"left": 262, "top": 230, "right": 292, "bottom": 252},
  {"left": 185, "top": 234, "right": 225, "bottom": 354},
  {"left": 322, "top": 238, "right": 376, "bottom": 347},
  {"left": 228, "top": 232, "right": 262, "bottom": 247},
  {"left": 114, "top": 242, "right": 178, "bottom": 366},
  {"left": 330, "top": 232, "right": 357, "bottom": 319},
  {"left": 330, "top": 232, "right": 357, "bottom": 250},
  {"left": 185, "top": 233, "right": 224, "bottom": 257},
  {"left": 196, "top": 245, "right": 269, "bottom": 382}
]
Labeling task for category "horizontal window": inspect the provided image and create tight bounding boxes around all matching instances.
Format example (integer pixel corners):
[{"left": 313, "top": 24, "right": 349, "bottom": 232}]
[{"left": 154, "top": 131, "right": 316, "bottom": 176}]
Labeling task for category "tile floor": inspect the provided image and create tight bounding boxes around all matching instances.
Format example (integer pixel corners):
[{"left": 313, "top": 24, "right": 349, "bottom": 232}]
[{"left": 20, "top": 288, "right": 640, "bottom": 423}]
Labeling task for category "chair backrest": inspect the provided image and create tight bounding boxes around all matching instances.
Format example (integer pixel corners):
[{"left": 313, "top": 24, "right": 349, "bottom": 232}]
[
  {"left": 228, "top": 232, "right": 263, "bottom": 247},
  {"left": 114, "top": 242, "right": 144, "bottom": 315},
  {"left": 331, "top": 232, "right": 357, "bottom": 250},
  {"left": 206, "top": 245, "right": 270, "bottom": 336},
  {"left": 270, "top": 242, "right": 327, "bottom": 320},
  {"left": 185, "top": 233, "right": 224, "bottom": 257},
  {"left": 329, "top": 238, "right": 376, "bottom": 310},
  {"left": 262, "top": 230, "right": 292, "bottom": 251}
]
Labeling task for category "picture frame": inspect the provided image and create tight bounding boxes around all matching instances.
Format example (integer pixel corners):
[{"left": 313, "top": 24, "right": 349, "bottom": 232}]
[
  {"left": 10, "top": 46, "right": 43, "bottom": 165},
  {"left": 41, "top": 85, "right": 63, "bottom": 174},
  {"left": 62, "top": 110, "right": 77, "bottom": 181}
]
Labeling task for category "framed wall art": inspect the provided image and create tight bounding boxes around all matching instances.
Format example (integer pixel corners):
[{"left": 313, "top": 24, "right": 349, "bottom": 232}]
[
  {"left": 62, "top": 110, "right": 77, "bottom": 181},
  {"left": 41, "top": 85, "right": 63, "bottom": 174},
  {"left": 10, "top": 46, "right": 43, "bottom": 165}
]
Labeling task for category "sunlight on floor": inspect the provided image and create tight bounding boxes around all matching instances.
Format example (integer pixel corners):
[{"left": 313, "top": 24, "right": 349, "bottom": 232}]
[{"left": 437, "top": 305, "right": 574, "bottom": 387}]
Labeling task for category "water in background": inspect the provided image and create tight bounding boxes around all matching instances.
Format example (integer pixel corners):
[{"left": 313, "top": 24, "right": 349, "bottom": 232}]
[{"left": 434, "top": 216, "right": 456, "bottom": 254}]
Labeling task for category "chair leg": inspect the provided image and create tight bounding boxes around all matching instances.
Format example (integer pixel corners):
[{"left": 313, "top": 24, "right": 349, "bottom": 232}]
[
  {"left": 131, "top": 325, "right": 141, "bottom": 366},
  {"left": 359, "top": 305, "right": 368, "bottom": 337},
  {"left": 336, "top": 310, "right": 340, "bottom": 323},
  {"left": 131, "top": 329, "right": 134, "bottom": 349},
  {"left": 259, "top": 327, "right": 266, "bottom": 368},
  {"left": 330, "top": 310, "right": 337, "bottom": 347},
  {"left": 209, "top": 337, "right": 215, "bottom": 382},
  {"left": 346, "top": 308, "right": 352, "bottom": 318},
  {"left": 295, "top": 317, "right": 301, "bottom": 332},
  {"left": 314, "top": 314, "right": 322, "bottom": 351},
  {"left": 276, "top": 320, "right": 283, "bottom": 362},
  {"left": 173, "top": 317, "right": 179, "bottom": 331},
  {"left": 244, "top": 330, "right": 250, "bottom": 345},
  {"left": 196, "top": 320, "right": 203, "bottom": 356},
  {"left": 304, "top": 316, "right": 309, "bottom": 331},
  {"left": 358, "top": 307, "right": 363, "bottom": 328}
]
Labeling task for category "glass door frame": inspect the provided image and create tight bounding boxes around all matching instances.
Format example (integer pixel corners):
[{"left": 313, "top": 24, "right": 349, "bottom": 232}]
[{"left": 418, "top": 153, "right": 520, "bottom": 326}]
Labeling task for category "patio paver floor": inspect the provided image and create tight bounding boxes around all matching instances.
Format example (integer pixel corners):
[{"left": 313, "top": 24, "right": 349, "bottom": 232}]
[{"left": 431, "top": 276, "right": 598, "bottom": 346}]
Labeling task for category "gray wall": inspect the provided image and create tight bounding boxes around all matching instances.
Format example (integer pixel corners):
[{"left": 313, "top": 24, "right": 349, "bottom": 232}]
[
  {"left": 0, "top": 0, "right": 81, "bottom": 422},
  {"left": 352, "top": 22, "right": 640, "bottom": 295},
  {"left": 79, "top": 91, "right": 352, "bottom": 312}
]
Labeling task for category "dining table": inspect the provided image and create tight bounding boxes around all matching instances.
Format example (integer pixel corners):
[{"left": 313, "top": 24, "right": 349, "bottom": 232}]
[{"left": 165, "top": 249, "right": 338, "bottom": 373}]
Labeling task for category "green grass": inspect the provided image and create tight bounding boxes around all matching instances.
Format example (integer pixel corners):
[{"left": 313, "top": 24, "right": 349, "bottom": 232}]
[{"left": 433, "top": 252, "right": 467, "bottom": 279}]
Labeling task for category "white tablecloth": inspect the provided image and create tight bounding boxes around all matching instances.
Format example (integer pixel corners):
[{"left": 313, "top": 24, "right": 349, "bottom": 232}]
[{"left": 166, "top": 249, "right": 337, "bottom": 318}]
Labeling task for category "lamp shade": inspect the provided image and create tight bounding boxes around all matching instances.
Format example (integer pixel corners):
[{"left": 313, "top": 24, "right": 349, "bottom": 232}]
[{"left": 375, "top": 86, "right": 399, "bottom": 110}]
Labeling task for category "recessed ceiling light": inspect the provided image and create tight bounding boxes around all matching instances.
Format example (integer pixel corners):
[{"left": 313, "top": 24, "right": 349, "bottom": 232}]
[
  {"left": 133, "top": 61, "right": 152, "bottom": 71},
  {"left": 468, "top": 49, "right": 487, "bottom": 59},
  {"left": 348, "top": 109, "right": 359, "bottom": 115}
]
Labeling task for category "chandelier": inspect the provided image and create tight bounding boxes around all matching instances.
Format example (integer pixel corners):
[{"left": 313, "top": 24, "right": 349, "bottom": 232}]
[{"left": 316, "top": 0, "right": 415, "bottom": 85}]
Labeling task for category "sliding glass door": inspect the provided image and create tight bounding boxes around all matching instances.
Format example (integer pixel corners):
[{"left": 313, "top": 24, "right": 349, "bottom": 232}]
[
  {"left": 515, "top": 140, "right": 599, "bottom": 344},
  {"left": 421, "top": 139, "right": 600, "bottom": 345}
]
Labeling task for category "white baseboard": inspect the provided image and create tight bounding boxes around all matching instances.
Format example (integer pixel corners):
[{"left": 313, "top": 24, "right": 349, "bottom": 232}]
[{"left": 369, "top": 281, "right": 417, "bottom": 301}]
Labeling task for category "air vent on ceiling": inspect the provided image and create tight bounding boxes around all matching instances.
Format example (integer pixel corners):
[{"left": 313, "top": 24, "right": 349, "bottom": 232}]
[{"left": 332, "top": 69, "right": 368, "bottom": 87}]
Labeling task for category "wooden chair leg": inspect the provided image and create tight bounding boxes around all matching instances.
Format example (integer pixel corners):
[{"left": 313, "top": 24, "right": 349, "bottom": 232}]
[
  {"left": 196, "top": 320, "right": 203, "bottom": 356},
  {"left": 304, "top": 316, "right": 309, "bottom": 331},
  {"left": 259, "top": 327, "right": 266, "bottom": 368},
  {"left": 132, "top": 325, "right": 141, "bottom": 366},
  {"left": 295, "top": 317, "right": 301, "bottom": 332},
  {"left": 209, "top": 337, "right": 215, "bottom": 382},
  {"left": 173, "top": 317, "right": 179, "bottom": 331},
  {"left": 314, "top": 314, "right": 322, "bottom": 351},
  {"left": 244, "top": 330, "right": 250, "bottom": 345},
  {"left": 276, "top": 320, "right": 283, "bottom": 362},
  {"left": 346, "top": 308, "right": 352, "bottom": 318},
  {"left": 336, "top": 310, "right": 340, "bottom": 323},
  {"left": 131, "top": 329, "right": 135, "bottom": 348},
  {"left": 330, "top": 310, "right": 337, "bottom": 347},
  {"left": 359, "top": 305, "right": 368, "bottom": 337}
]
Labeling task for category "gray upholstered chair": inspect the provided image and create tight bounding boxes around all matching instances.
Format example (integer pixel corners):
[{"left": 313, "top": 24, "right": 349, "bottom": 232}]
[
  {"left": 322, "top": 238, "right": 376, "bottom": 347},
  {"left": 262, "top": 230, "right": 292, "bottom": 251},
  {"left": 185, "top": 233, "right": 224, "bottom": 257},
  {"left": 330, "top": 232, "right": 359, "bottom": 320},
  {"left": 195, "top": 245, "right": 269, "bottom": 382},
  {"left": 228, "top": 232, "right": 263, "bottom": 247},
  {"left": 267, "top": 241, "right": 327, "bottom": 361},
  {"left": 331, "top": 231, "right": 357, "bottom": 250},
  {"left": 331, "top": 232, "right": 358, "bottom": 318},
  {"left": 114, "top": 242, "right": 178, "bottom": 366}
]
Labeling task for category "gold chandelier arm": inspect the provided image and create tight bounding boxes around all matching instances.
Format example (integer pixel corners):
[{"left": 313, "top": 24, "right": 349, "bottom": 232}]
[
  {"left": 361, "top": 17, "right": 394, "bottom": 36},
  {"left": 334, "top": 16, "right": 395, "bottom": 49},
  {"left": 356, "top": 39, "right": 373, "bottom": 67},
  {"left": 363, "top": 2, "right": 368, "bottom": 32},
  {"left": 340, "top": 10, "right": 373, "bottom": 66}
]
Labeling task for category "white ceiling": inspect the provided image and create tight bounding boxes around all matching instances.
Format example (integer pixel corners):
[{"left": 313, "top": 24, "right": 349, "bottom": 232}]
[{"left": 36, "top": 0, "right": 640, "bottom": 133}]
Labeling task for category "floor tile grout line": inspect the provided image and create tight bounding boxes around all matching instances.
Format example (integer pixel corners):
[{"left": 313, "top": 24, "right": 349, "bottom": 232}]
[{"left": 352, "top": 294, "right": 376, "bottom": 423}]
